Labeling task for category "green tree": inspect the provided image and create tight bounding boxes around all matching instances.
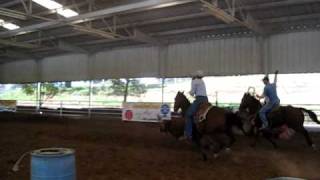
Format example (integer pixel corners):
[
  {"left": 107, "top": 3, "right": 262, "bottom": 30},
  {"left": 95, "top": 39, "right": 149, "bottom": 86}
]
[
  {"left": 108, "top": 79, "right": 147, "bottom": 101},
  {"left": 22, "top": 84, "right": 36, "bottom": 95},
  {"left": 22, "top": 83, "right": 59, "bottom": 101},
  {"left": 128, "top": 79, "right": 147, "bottom": 95},
  {"left": 41, "top": 83, "right": 59, "bottom": 101},
  {"left": 108, "top": 79, "right": 126, "bottom": 96}
]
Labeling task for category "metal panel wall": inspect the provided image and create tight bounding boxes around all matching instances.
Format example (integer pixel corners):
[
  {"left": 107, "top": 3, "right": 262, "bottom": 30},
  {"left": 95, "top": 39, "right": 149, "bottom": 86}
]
[
  {"left": 39, "top": 54, "right": 89, "bottom": 82},
  {"left": 0, "top": 59, "right": 38, "bottom": 83},
  {"left": 1, "top": 31, "right": 320, "bottom": 83},
  {"left": 267, "top": 31, "right": 320, "bottom": 74},
  {"left": 165, "top": 37, "right": 261, "bottom": 77},
  {"left": 92, "top": 46, "right": 159, "bottom": 79}
]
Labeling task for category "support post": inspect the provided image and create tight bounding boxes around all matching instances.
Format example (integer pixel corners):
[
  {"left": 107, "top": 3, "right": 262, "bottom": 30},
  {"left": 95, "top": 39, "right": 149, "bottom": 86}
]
[
  {"left": 161, "top": 78, "right": 165, "bottom": 103},
  {"left": 36, "top": 82, "right": 41, "bottom": 112},
  {"left": 88, "top": 80, "right": 93, "bottom": 118},
  {"left": 59, "top": 101, "right": 63, "bottom": 117}
]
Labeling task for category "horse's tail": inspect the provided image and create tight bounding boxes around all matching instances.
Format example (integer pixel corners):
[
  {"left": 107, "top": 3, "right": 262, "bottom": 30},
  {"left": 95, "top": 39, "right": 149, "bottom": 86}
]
[{"left": 300, "top": 108, "right": 320, "bottom": 124}]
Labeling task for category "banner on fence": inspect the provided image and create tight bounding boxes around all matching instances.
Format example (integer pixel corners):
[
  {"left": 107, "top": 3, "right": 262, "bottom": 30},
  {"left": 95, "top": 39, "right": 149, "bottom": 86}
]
[
  {"left": 0, "top": 100, "right": 17, "bottom": 112},
  {"left": 122, "top": 102, "right": 171, "bottom": 122}
]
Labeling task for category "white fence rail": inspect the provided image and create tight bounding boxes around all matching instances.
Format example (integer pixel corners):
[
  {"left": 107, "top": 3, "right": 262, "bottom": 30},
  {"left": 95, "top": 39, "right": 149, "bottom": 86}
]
[
  {"left": 13, "top": 100, "right": 320, "bottom": 122},
  {"left": 16, "top": 100, "right": 122, "bottom": 117}
]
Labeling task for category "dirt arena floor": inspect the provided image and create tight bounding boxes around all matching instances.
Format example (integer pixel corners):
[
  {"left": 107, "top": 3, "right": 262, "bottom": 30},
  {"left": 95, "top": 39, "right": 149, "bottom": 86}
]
[{"left": 0, "top": 113, "right": 320, "bottom": 180}]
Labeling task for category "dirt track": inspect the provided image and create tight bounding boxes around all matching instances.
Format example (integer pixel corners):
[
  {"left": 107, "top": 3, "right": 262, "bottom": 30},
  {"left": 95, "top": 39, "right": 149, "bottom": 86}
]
[{"left": 0, "top": 113, "right": 320, "bottom": 180}]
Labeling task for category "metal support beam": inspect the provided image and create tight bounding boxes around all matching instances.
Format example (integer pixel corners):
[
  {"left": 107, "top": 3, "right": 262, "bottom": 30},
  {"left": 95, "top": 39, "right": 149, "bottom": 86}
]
[
  {"left": 57, "top": 40, "right": 88, "bottom": 54},
  {"left": 0, "top": 39, "right": 39, "bottom": 48},
  {"left": 0, "top": 8, "right": 27, "bottom": 20},
  {"left": 20, "top": 0, "right": 29, "bottom": 14},
  {"left": 244, "top": 0, "right": 320, "bottom": 11},
  {"left": 73, "top": 25, "right": 121, "bottom": 39},
  {"left": 0, "top": 49, "right": 35, "bottom": 59},
  {"left": 133, "top": 29, "right": 163, "bottom": 45},
  {"left": 151, "top": 24, "right": 238, "bottom": 36},
  {"left": 200, "top": 0, "right": 263, "bottom": 34},
  {"left": 5, "top": 0, "right": 319, "bottom": 44},
  {"left": 0, "top": 0, "right": 22, "bottom": 8},
  {"left": 0, "top": 8, "right": 124, "bottom": 49},
  {"left": 0, "top": 0, "right": 195, "bottom": 38}
]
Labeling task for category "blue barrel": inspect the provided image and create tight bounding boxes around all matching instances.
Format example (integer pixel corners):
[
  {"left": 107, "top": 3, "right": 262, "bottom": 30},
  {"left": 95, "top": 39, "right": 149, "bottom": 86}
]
[{"left": 31, "top": 148, "right": 76, "bottom": 180}]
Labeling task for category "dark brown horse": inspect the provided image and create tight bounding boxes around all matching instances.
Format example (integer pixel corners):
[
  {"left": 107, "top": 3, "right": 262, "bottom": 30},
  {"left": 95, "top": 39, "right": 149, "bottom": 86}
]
[
  {"left": 239, "top": 92, "right": 320, "bottom": 149},
  {"left": 160, "top": 91, "right": 245, "bottom": 160}
]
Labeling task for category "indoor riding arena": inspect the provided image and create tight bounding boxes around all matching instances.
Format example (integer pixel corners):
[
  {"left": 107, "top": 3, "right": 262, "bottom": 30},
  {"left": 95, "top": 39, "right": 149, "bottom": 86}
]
[{"left": 0, "top": 0, "right": 320, "bottom": 180}]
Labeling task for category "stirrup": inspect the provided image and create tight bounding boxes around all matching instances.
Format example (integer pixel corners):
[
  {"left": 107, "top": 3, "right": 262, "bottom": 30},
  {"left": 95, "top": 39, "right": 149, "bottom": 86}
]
[
  {"left": 259, "top": 124, "right": 269, "bottom": 131},
  {"left": 178, "top": 136, "right": 187, "bottom": 141}
]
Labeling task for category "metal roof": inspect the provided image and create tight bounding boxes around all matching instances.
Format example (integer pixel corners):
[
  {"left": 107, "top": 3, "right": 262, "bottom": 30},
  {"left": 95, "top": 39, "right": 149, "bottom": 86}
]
[{"left": 0, "top": 0, "right": 320, "bottom": 61}]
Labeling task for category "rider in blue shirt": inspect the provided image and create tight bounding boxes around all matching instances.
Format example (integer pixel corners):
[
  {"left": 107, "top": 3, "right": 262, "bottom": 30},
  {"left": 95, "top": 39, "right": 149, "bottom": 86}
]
[{"left": 256, "top": 70, "right": 280, "bottom": 130}]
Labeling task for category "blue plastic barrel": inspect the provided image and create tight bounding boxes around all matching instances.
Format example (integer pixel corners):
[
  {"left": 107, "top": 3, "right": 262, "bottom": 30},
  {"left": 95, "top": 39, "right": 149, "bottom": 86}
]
[{"left": 31, "top": 148, "right": 76, "bottom": 180}]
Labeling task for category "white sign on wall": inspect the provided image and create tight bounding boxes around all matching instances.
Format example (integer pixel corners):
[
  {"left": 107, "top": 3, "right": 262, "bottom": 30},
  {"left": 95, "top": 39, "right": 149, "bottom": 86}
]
[{"left": 122, "top": 103, "right": 171, "bottom": 122}]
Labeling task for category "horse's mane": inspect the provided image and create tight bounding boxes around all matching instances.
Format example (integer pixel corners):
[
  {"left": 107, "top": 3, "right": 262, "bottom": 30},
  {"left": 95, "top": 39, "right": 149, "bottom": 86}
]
[
  {"left": 246, "top": 93, "right": 261, "bottom": 105},
  {"left": 176, "top": 92, "right": 191, "bottom": 116},
  {"left": 179, "top": 93, "right": 191, "bottom": 104},
  {"left": 240, "top": 93, "right": 262, "bottom": 114}
]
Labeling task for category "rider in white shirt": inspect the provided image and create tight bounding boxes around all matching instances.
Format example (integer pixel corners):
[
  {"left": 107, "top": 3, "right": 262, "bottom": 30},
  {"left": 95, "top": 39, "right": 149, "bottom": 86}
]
[{"left": 181, "top": 70, "right": 208, "bottom": 140}]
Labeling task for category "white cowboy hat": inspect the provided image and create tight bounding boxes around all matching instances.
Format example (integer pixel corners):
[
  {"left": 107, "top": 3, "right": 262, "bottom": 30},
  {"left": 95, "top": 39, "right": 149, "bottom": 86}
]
[{"left": 193, "top": 70, "right": 204, "bottom": 77}]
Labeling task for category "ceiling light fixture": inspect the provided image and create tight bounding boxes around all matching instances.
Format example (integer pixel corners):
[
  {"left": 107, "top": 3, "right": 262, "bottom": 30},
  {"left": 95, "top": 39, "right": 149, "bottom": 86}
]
[
  {"left": 32, "top": 0, "right": 79, "bottom": 18},
  {"left": 0, "top": 19, "right": 20, "bottom": 30}
]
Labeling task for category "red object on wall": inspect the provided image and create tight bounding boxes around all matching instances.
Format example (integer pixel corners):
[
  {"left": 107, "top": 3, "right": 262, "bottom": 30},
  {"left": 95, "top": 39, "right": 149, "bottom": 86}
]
[{"left": 125, "top": 110, "right": 133, "bottom": 120}]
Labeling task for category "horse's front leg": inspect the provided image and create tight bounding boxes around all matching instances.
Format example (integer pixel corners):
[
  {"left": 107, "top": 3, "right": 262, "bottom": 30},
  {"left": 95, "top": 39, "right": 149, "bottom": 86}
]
[
  {"left": 225, "top": 128, "right": 235, "bottom": 147},
  {"left": 193, "top": 132, "right": 208, "bottom": 161},
  {"left": 240, "top": 126, "right": 248, "bottom": 136},
  {"left": 262, "top": 130, "right": 278, "bottom": 149},
  {"left": 251, "top": 127, "right": 260, "bottom": 147},
  {"left": 200, "top": 135, "right": 223, "bottom": 160}
]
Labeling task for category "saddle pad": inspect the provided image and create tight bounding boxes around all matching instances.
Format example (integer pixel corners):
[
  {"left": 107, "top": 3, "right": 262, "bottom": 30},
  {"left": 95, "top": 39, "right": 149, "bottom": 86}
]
[{"left": 196, "top": 103, "right": 213, "bottom": 123}]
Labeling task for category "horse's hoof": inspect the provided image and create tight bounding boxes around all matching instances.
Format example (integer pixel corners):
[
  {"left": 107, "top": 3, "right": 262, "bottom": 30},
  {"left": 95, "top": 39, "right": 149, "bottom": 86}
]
[
  {"left": 213, "top": 153, "right": 219, "bottom": 159},
  {"left": 225, "top": 148, "right": 232, "bottom": 153},
  {"left": 202, "top": 155, "right": 208, "bottom": 161}
]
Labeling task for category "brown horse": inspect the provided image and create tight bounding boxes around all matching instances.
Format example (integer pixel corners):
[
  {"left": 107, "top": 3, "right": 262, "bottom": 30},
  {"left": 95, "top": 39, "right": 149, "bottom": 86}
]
[
  {"left": 239, "top": 92, "right": 320, "bottom": 149},
  {"left": 160, "top": 91, "right": 244, "bottom": 160}
]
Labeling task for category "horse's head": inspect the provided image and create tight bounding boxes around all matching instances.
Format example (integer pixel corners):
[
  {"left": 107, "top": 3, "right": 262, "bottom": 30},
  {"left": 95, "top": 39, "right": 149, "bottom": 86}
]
[
  {"left": 239, "top": 92, "right": 260, "bottom": 113},
  {"left": 174, "top": 91, "right": 187, "bottom": 113},
  {"left": 238, "top": 91, "right": 262, "bottom": 134},
  {"left": 239, "top": 93, "right": 252, "bottom": 111}
]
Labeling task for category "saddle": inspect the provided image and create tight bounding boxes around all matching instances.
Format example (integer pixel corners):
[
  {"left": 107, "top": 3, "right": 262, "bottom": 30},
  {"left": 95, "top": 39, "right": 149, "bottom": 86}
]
[
  {"left": 266, "top": 105, "right": 282, "bottom": 125},
  {"left": 269, "top": 105, "right": 281, "bottom": 114},
  {"left": 195, "top": 102, "right": 213, "bottom": 123}
]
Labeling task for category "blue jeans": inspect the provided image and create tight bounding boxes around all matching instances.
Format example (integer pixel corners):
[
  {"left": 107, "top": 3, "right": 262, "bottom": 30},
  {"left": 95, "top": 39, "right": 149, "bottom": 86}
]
[
  {"left": 259, "top": 99, "right": 280, "bottom": 127},
  {"left": 185, "top": 96, "right": 208, "bottom": 138}
]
